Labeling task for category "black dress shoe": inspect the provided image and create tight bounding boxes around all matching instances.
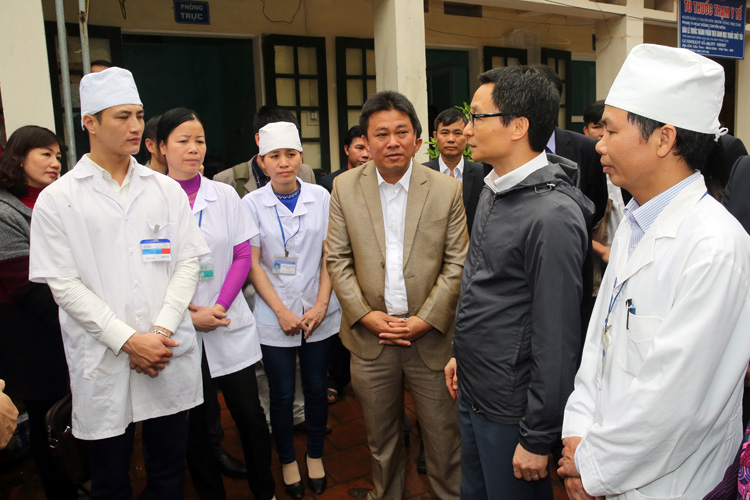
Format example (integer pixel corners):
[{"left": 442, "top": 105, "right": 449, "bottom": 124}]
[
  {"left": 308, "top": 475, "right": 327, "bottom": 495},
  {"left": 284, "top": 480, "right": 305, "bottom": 499},
  {"left": 214, "top": 446, "right": 247, "bottom": 479}
]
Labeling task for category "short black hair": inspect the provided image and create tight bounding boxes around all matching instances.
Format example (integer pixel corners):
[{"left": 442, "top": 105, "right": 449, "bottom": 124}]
[
  {"left": 477, "top": 66, "right": 559, "bottom": 152},
  {"left": 434, "top": 108, "right": 467, "bottom": 132},
  {"left": 627, "top": 112, "right": 715, "bottom": 172},
  {"left": 253, "top": 106, "right": 299, "bottom": 134},
  {"left": 584, "top": 100, "right": 605, "bottom": 127},
  {"left": 360, "top": 91, "right": 422, "bottom": 138},
  {"left": 533, "top": 64, "right": 563, "bottom": 97},
  {"left": 156, "top": 108, "right": 204, "bottom": 148},
  {"left": 90, "top": 60, "right": 112, "bottom": 69},
  {"left": 344, "top": 125, "right": 364, "bottom": 148}
]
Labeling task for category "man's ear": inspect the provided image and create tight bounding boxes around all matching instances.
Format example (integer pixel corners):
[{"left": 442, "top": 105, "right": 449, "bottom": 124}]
[
  {"left": 255, "top": 133, "right": 260, "bottom": 147},
  {"left": 510, "top": 116, "right": 530, "bottom": 143},
  {"left": 433, "top": 130, "right": 438, "bottom": 139},
  {"left": 414, "top": 136, "right": 423, "bottom": 152},
  {"left": 82, "top": 114, "right": 97, "bottom": 135},
  {"left": 145, "top": 138, "right": 157, "bottom": 155},
  {"left": 655, "top": 124, "right": 678, "bottom": 159}
]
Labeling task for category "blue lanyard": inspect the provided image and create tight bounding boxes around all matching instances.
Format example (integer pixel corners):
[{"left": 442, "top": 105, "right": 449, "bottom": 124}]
[
  {"left": 604, "top": 278, "right": 626, "bottom": 328},
  {"left": 274, "top": 206, "right": 301, "bottom": 256}
]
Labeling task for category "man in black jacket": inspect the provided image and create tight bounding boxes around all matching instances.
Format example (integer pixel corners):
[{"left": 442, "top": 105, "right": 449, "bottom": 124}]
[
  {"left": 317, "top": 125, "right": 370, "bottom": 193},
  {"left": 445, "top": 66, "right": 592, "bottom": 500},
  {"left": 423, "top": 108, "right": 485, "bottom": 234}
]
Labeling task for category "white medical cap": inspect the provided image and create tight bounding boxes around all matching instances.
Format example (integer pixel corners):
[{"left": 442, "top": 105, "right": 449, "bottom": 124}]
[
  {"left": 606, "top": 44, "right": 725, "bottom": 139},
  {"left": 79, "top": 67, "right": 142, "bottom": 129},
  {"left": 258, "top": 122, "right": 303, "bottom": 156}
]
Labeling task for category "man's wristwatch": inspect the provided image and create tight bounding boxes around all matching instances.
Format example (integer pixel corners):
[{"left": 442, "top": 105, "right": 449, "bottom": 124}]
[{"left": 150, "top": 328, "right": 170, "bottom": 339}]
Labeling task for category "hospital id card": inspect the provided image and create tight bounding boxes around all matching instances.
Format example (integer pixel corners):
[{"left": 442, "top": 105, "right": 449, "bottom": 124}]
[
  {"left": 140, "top": 238, "right": 171, "bottom": 262},
  {"left": 272, "top": 254, "right": 298, "bottom": 275},
  {"left": 199, "top": 256, "right": 214, "bottom": 281}
]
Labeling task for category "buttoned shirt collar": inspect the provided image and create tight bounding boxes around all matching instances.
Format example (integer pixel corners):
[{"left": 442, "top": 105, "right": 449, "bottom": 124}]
[
  {"left": 438, "top": 155, "right": 464, "bottom": 182},
  {"left": 623, "top": 171, "right": 700, "bottom": 258},
  {"left": 484, "top": 151, "right": 548, "bottom": 194},
  {"left": 375, "top": 160, "right": 413, "bottom": 192}
]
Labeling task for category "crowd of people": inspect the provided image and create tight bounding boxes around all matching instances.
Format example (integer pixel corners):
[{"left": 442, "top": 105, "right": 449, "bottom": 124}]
[{"left": 2, "top": 42, "right": 750, "bottom": 500}]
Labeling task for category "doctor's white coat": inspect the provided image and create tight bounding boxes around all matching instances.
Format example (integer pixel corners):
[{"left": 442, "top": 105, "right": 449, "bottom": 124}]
[
  {"left": 563, "top": 176, "right": 750, "bottom": 500},
  {"left": 29, "top": 157, "right": 209, "bottom": 440}
]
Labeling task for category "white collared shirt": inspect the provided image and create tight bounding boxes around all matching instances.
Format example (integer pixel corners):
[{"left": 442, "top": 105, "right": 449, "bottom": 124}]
[
  {"left": 375, "top": 162, "right": 412, "bottom": 316},
  {"left": 484, "top": 151, "right": 548, "bottom": 194},
  {"left": 438, "top": 155, "right": 464, "bottom": 183},
  {"left": 84, "top": 154, "right": 135, "bottom": 205}
]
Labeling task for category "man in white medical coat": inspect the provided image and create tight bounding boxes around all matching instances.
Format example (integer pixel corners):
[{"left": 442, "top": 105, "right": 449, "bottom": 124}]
[
  {"left": 29, "top": 68, "right": 209, "bottom": 499},
  {"left": 558, "top": 44, "right": 750, "bottom": 500}
]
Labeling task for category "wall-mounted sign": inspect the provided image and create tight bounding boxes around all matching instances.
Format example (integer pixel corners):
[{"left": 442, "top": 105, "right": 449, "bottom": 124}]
[
  {"left": 174, "top": 0, "right": 210, "bottom": 25},
  {"left": 678, "top": 0, "right": 745, "bottom": 59}
]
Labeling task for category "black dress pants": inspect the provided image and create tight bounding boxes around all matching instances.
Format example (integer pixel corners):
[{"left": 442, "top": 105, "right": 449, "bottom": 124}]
[
  {"left": 186, "top": 350, "right": 274, "bottom": 500},
  {"left": 86, "top": 410, "right": 189, "bottom": 500}
]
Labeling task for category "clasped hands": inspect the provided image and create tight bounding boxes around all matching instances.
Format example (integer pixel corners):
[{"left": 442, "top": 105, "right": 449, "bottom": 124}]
[
  {"left": 359, "top": 311, "right": 431, "bottom": 347},
  {"left": 123, "top": 328, "right": 177, "bottom": 377},
  {"left": 557, "top": 436, "right": 602, "bottom": 500},
  {"left": 276, "top": 303, "right": 327, "bottom": 339}
]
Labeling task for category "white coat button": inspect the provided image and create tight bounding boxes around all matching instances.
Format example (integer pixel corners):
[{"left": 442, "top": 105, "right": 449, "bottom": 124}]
[
  {"left": 136, "top": 311, "right": 142, "bottom": 317},
  {"left": 298, "top": 273, "right": 302, "bottom": 278},
  {"left": 133, "top": 280, "right": 139, "bottom": 286},
  {"left": 129, "top": 248, "right": 134, "bottom": 254},
  {"left": 300, "top": 293, "right": 304, "bottom": 297}
]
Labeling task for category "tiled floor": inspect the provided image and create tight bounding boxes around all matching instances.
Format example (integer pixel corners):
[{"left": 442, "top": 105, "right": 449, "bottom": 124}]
[{"left": 0, "top": 386, "right": 569, "bottom": 499}]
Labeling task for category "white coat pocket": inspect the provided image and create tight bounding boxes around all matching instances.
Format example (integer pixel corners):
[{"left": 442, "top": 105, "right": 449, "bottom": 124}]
[
  {"left": 616, "top": 314, "right": 663, "bottom": 377},
  {"left": 623, "top": 488, "right": 682, "bottom": 500},
  {"left": 83, "top": 337, "right": 126, "bottom": 380}
]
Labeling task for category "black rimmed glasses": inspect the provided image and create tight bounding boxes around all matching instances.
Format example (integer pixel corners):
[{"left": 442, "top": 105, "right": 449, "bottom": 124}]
[{"left": 469, "top": 112, "right": 508, "bottom": 127}]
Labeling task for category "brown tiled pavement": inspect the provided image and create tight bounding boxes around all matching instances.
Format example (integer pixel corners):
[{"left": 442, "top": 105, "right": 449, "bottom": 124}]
[{"left": 0, "top": 386, "right": 569, "bottom": 499}]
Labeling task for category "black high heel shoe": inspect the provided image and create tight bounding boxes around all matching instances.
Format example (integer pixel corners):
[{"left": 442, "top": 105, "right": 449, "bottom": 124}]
[
  {"left": 284, "top": 480, "right": 305, "bottom": 499},
  {"left": 306, "top": 455, "right": 327, "bottom": 495},
  {"left": 308, "top": 475, "right": 327, "bottom": 495}
]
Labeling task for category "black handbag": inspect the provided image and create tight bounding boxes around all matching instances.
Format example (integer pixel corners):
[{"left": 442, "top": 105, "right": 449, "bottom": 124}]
[{"left": 45, "top": 393, "right": 90, "bottom": 484}]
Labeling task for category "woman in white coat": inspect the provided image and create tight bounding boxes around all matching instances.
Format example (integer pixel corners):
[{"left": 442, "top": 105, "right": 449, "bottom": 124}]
[
  {"left": 244, "top": 122, "right": 341, "bottom": 499},
  {"left": 158, "top": 108, "right": 275, "bottom": 500}
]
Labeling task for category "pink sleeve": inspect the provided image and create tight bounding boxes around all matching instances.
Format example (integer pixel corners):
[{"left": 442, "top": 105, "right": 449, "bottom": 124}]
[{"left": 216, "top": 241, "right": 252, "bottom": 310}]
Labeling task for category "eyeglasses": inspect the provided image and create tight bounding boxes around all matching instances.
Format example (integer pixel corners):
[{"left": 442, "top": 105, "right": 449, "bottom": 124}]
[{"left": 469, "top": 112, "right": 509, "bottom": 127}]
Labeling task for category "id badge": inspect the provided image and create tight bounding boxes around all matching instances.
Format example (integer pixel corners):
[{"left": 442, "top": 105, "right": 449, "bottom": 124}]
[
  {"left": 199, "top": 256, "right": 214, "bottom": 281},
  {"left": 272, "top": 254, "right": 298, "bottom": 275},
  {"left": 140, "top": 239, "right": 171, "bottom": 262}
]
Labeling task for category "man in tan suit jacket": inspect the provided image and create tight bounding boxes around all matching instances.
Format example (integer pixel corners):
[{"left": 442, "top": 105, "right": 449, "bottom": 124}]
[{"left": 326, "top": 91, "right": 468, "bottom": 500}]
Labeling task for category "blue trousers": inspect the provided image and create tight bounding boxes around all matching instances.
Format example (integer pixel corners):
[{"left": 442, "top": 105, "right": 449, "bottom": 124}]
[
  {"left": 459, "top": 396, "right": 553, "bottom": 500},
  {"left": 261, "top": 335, "right": 333, "bottom": 464}
]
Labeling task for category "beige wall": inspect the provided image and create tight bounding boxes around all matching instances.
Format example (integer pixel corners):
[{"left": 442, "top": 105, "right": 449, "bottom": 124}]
[{"left": 1, "top": 0, "right": 55, "bottom": 135}]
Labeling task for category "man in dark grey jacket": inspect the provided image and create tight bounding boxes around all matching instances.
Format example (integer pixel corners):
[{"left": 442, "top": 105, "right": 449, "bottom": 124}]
[{"left": 445, "top": 66, "right": 593, "bottom": 500}]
